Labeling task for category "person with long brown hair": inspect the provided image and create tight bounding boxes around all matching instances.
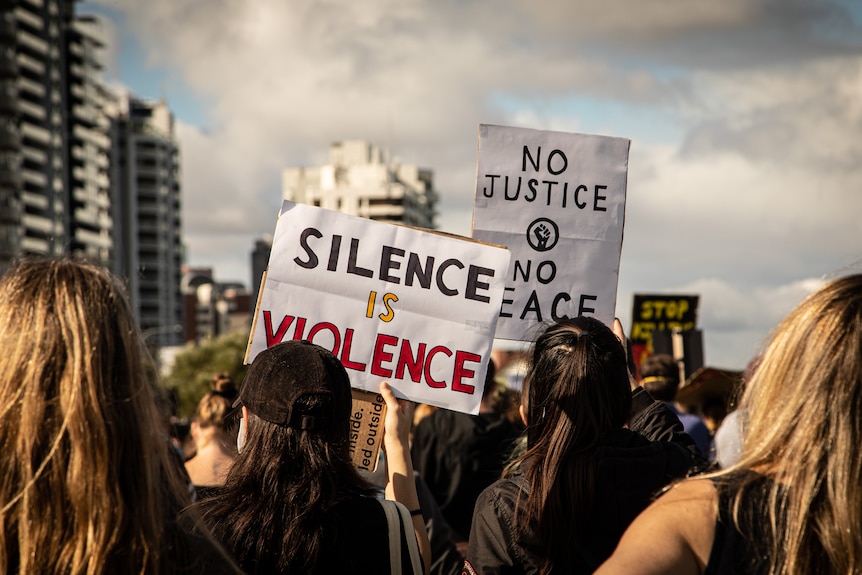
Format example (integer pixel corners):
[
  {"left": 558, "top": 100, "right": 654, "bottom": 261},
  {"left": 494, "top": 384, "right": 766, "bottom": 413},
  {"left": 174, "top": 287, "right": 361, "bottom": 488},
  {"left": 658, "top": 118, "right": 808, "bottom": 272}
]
[
  {"left": 597, "top": 273, "right": 862, "bottom": 575},
  {"left": 0, "top": 256, "right": 241, "bottom": 574},
  {"left": 464, "top": 316, "right": 705, "bottom": 574}
]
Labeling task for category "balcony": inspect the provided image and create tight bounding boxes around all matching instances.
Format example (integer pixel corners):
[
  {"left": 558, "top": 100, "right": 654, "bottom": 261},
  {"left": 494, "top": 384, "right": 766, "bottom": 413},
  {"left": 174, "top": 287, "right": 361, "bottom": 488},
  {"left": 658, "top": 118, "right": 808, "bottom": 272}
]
[{"left": 0, "top": 127, "right": 19, "bottom": 150}]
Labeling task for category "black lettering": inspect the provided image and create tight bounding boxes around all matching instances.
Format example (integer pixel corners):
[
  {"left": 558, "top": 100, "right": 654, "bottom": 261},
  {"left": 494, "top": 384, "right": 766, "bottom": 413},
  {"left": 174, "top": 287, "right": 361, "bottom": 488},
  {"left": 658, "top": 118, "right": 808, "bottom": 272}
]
[
  {"left": 483, "top": 174, "right": 500, "bottom": 198},
  {"left": 405, "top": 253, "right": 434, "bottom": 289},
  {"left": 574, "top": 185, "right": 588, "bottom": 209},
  {"left": 465, "top": 266, "right": 494, "bottom": 303},
  {"left": 347, "top": 238, "right": 373, "bottom": 278},
  {"left": 500, "top": 287, "right": 515, "bottom": 318},
  {"left": 435, "top": 258, "right": 464, "bottom": 296},
  {"left": 578, "top": 294, "right": 598, "bottom": 315},
  {"left": 525, "top": 179, "right": 538, "bottom": 201},
  {"left": 513, "top": 260, "right": 530, "bottom": 282},
  {"left": 504, "top": 176, "right": 521, "bottom": 201},
  {"left": 594, "top": 185, "right": 607, "bottom": 211},
  {"left": 520, "top": 290, "right": 542, "bottom": 321},
  {"left": 536, "top": 260, "right": 556, "bottom": 284},
  {"left": 327, "top": 234, "right": 341, "bottom": 271},
  {"left": 552, "top": 292, "right": 571, "bottom": 320},
  {"left": 547, "top": 149, "right": 567, "bottom": 175},
  {"left": 294, "top": 227, "right": 322, "bottom": 269},
  {"left": 379, "top": 245, "right": 404, "bottom": 283},
  {"left": 543, "top": 180, "right": 558, "bottom": 206},
  {"left": 522, "top": 145, "right": 540, "bottom": 172}
]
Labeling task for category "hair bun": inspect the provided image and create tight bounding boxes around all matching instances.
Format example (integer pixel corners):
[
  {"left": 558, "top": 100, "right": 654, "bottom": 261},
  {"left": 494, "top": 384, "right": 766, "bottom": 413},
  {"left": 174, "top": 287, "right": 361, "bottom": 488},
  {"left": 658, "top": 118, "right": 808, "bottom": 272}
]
[{"left": 211, "top": 372, "right": 238, "bottom": 399}]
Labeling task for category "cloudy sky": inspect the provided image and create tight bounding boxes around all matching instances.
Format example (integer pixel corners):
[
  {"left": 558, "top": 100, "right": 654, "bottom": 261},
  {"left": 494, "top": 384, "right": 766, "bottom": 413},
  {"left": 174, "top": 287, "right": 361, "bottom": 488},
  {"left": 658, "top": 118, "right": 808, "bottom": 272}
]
[{"left": 82, "top": 0, "right": 862, "bottom": 370}]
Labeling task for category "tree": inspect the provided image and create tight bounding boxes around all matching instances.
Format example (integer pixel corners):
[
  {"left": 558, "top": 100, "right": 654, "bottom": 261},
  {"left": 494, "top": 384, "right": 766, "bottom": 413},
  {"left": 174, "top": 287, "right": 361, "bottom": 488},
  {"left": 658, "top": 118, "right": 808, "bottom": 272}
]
[{"left": 162, "top": 331, "right": 251, "bottom": 418}]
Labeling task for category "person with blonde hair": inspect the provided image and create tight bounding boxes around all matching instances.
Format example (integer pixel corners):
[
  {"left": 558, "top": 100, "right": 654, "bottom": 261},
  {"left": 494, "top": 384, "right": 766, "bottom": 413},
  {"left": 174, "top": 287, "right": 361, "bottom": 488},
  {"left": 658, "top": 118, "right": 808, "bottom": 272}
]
[
  {"left": 185, "top": 373, "right": 240, "bottom": 498},
  {"left": 0, "top": 257, "right": 240, "bottom": 574},
  {"left": 597, "top": 273, "right": 862, "bottom": 575}
]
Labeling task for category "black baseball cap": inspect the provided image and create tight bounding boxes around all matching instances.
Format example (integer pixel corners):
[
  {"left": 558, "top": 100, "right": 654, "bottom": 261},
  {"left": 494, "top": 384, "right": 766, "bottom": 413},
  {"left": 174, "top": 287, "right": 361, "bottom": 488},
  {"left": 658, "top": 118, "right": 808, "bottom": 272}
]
[{"left": 235, "top": 340, "right": 352, "bottom": 430}]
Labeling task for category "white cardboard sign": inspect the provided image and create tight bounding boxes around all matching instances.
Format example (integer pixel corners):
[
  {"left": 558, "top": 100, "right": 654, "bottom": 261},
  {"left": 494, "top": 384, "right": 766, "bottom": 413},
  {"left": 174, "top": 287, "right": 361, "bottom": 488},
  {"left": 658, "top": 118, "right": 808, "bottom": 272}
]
[
  {"left": 247, "top": 200, "right": 511, "bottom": 414},
  {"left": 471, "top": 124, "right": 629, "bottom": 341}
]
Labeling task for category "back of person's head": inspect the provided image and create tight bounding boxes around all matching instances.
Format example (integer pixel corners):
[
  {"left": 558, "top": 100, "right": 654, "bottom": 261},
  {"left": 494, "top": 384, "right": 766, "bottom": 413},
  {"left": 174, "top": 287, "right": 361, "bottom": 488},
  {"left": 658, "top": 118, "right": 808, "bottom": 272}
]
[
  {"left": 194, "top": 372, "right": 239, "bottom": 430},
  {"left": 514, "top": 316, "right": 631, "bottom": 573},
  {"left": 198, "top": 340, "right": 374, "bottom": 574},
  {"left": 522, "top": 316, "right": 631, "bottom": 449},
  {"left": 639, "top": 353, "right": 680, "bottom": 402},
  {"left": 0, "top": 257, "right": 189, "bottom": 573},
  {"left": 730, "top": 273, "right": 862, "bottom": 574}
]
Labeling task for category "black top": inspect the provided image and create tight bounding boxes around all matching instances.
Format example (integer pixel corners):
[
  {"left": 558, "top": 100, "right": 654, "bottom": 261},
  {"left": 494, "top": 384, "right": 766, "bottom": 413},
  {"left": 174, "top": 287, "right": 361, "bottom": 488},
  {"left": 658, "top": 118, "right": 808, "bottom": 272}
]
[
  {"left": 705, "top": 474, "right": 774, "bottom": 575},
  {"left": 464, "top": 388, "right": 706, "bottom": 575},
  {"left": 411, "top": 408, "right": 521, "bottom": 542}
]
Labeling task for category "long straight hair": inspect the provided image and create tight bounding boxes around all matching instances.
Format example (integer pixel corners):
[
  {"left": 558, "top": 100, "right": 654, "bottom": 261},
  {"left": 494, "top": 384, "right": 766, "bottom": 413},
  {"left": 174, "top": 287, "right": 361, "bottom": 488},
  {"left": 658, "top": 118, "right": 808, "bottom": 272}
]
[
  {"left": 508, "top": 316, "right": 631, "bottom": 574},
  {"left": 715, "top": 273, "right": 862, "bottom": 574},
  {"left": 0, "top": 257, "right": 196, "bottom": 574},
  {"left": 197, "top": 395, "right": 377, "bottom": 574}
]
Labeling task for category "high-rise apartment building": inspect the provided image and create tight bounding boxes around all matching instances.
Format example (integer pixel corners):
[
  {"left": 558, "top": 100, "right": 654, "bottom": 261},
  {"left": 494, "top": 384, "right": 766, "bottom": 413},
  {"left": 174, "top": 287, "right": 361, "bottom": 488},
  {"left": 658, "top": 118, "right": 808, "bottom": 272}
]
[
  {"left": 66, "top": 15, "right": 112, "bottom": 263},
  {"left": 110, "top": 94, "right": 184, "bottom": 346},
  {"left": 0, "top": 2, "right": 113, "bottom": 271},
  {"left": 282, "top": 140, "right": 437, "bottom": 229},
  {"left": 0, "top": 1, "right": 184, "bottom": 347},
  {"left": 0, "top": 0, "right": 76, "bottom": 272}
]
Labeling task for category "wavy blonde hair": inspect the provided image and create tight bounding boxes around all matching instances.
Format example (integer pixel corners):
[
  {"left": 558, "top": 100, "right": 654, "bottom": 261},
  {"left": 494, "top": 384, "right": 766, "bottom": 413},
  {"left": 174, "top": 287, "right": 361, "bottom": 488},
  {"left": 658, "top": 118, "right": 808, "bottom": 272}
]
[
  {"left": 0, "top": 257, "right": 190, "bottom": 574},
  {"left": 720, "top": 273, "right": 862, "bottom": 574}
]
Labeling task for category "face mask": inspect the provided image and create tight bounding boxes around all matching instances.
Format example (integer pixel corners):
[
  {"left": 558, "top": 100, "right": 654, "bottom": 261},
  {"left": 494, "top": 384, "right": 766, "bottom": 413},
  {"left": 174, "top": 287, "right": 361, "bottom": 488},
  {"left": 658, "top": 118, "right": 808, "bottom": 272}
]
[{"left": 237, "top": 416, "right": 247, "bottom": 454}]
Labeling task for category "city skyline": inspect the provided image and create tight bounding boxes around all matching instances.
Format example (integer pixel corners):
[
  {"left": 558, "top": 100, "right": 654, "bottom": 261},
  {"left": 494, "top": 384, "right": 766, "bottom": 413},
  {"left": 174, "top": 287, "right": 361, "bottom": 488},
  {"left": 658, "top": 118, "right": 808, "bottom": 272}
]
[{"left": 80, "top": 0, "right": 862, "bottom": 370}]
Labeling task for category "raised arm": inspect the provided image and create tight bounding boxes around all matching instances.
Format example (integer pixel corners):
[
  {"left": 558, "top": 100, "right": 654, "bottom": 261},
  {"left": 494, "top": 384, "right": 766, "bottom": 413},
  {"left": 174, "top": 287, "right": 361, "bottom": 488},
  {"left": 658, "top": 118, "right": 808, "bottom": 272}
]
[{"left": 380, "top": 381, "right": 432, "bottom": 575}]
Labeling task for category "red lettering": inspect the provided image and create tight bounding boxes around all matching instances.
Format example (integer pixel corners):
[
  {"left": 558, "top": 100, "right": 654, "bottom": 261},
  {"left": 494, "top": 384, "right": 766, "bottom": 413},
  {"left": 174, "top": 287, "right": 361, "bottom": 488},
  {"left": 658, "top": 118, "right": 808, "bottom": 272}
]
[
  {"left": 263, "top": 311, "right": 293, "bottom": 347},
  {"left": 340, "top": 328, "right": 367, "bottom": 371},
  {"left": 293, "top": 316, "right": 307, "bottom": 340},
  {"left": 451, "top": 351, "right": 480, "bottom": 394},
  {"left": 307, "top": 322, "right": 341, "bottom": 355},
  {"left": 423, "top": 346, "right": 452, "bottom": 388},
  {"left": 371, "top": 334, "right": 398, "bottom": 377},
  {"left": 395, "top": 339, "right": 425, "bottom": 382}
]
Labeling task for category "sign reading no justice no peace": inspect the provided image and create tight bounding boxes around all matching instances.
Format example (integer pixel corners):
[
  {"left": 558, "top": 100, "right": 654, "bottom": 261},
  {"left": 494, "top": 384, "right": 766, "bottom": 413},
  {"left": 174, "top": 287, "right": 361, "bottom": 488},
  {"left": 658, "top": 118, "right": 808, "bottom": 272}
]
[{"left": 471, "top": 124, "right": 630, "bottom": 341}]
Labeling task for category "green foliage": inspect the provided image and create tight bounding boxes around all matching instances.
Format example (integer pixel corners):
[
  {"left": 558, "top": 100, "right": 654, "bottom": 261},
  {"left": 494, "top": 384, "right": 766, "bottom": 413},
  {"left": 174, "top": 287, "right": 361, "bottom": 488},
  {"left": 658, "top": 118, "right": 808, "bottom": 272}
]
[{"left": 161, "top": 331, "right": 251, "bottom": 418}]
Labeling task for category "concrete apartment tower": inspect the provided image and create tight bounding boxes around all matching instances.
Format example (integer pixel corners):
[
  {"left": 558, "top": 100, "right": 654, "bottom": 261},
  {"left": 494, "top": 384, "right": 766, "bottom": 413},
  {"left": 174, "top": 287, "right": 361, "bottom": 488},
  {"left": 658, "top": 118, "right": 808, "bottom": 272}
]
[
  {"left": 0, "top": 2, "right": 112, "bottom": 271},
  {"left": 0, "top": 0, "right": 76, "bottom": 271},
  {"left": 67, "top": 15, "right": 112, "bottom": 263},
  {"left": 282, "top": 140, "right": 437, "bottom": 229},
  {"left": 110, "top": 94, "right": 184, "bottom": 346}
]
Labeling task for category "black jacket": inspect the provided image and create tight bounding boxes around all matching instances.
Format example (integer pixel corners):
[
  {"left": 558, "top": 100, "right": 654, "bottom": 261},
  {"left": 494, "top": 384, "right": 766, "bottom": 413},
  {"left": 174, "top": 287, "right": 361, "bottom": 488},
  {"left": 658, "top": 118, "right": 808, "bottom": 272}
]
[
  {"left": 463, "top": 388, "right": 706, "bottom": 575},
  {"left": 412, "top": 408, "right": 521, "bottom": 542}
]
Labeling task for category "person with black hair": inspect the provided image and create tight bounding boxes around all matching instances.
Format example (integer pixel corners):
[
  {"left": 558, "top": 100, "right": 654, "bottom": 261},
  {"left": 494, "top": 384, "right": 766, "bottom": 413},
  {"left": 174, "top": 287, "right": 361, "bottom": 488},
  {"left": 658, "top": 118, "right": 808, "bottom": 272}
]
[
  {"left": 464, "top": 317, "right": 705, "bottom": 575},
  {"left": 193, "top": 339, "right": 430, "bottom": 574},
  {"left": 639, "top": 354, "right": 711, "bottom": 458}
]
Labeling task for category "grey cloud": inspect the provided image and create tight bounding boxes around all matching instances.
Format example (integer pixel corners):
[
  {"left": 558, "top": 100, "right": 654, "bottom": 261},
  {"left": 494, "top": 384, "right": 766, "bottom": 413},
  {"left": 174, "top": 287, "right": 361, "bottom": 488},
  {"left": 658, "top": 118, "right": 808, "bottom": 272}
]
[{"left": 90, "top": 0, "right": 862, "bottom": 369}]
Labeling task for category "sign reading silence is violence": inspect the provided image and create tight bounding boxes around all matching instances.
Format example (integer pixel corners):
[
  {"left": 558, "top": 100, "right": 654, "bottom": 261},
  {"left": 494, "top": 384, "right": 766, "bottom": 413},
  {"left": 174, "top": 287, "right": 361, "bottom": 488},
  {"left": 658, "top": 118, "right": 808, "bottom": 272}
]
[
  {"left": 471, "top": 124, "right": 630, "bottom": 341},
  {"left": 247, "top": 200, "right": 511, "bottom": 416}
]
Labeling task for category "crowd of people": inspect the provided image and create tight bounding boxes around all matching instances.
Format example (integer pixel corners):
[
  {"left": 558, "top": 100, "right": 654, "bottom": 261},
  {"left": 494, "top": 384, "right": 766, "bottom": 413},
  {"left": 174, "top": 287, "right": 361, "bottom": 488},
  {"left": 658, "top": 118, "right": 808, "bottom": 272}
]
[{"left": 1, "top": 254, "right": 859, "bottom": 574}]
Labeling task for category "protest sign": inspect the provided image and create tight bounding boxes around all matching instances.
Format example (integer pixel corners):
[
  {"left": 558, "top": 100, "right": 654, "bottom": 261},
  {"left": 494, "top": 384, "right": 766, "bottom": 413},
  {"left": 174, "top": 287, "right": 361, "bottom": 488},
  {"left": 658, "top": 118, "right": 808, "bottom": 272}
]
[
  {"left": 471, "top": 124, "right": 630, "bottom": 341},
  {"left": 247, "top": 200, "right": 511, "bottom": 415},
  {"left": 349, "top": 389, "right": 386, "bottom": 471},
  {"left": 629, "top": 294, "right": 700, "bottom": 372}
]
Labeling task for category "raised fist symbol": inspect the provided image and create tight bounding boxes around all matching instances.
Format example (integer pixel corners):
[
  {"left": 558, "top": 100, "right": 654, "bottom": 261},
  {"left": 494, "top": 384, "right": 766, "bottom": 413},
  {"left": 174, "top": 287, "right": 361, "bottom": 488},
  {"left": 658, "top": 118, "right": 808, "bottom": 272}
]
[{"left": 534, "top": 224, "right": 551, "bottom": 249}]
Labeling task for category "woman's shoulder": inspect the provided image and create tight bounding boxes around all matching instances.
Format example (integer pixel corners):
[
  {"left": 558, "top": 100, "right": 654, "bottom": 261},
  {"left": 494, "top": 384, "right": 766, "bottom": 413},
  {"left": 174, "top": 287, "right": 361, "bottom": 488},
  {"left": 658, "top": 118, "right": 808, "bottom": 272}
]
[{"left": 595, "top": 479, "right": 718, "bottom": 575}]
